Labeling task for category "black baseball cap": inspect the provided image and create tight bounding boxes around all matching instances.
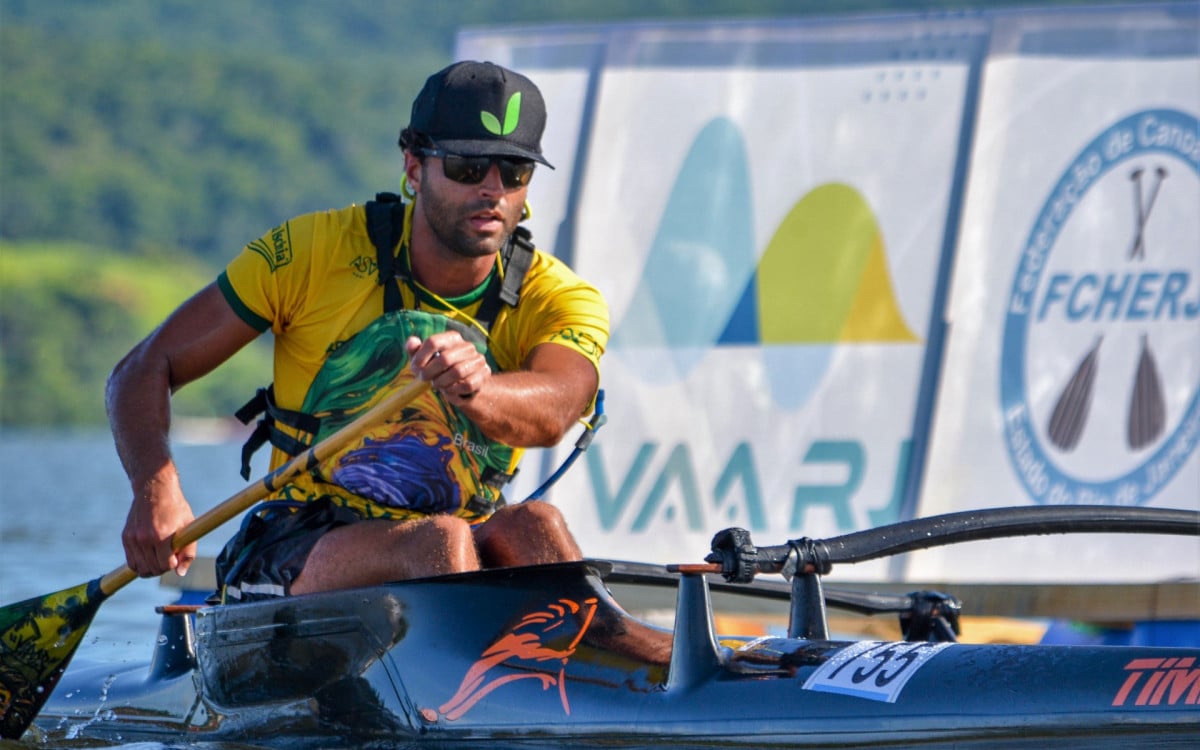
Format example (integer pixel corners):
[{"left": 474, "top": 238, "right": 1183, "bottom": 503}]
[{"left": 405, "top": 61, "right": 553, "bottom": 168}]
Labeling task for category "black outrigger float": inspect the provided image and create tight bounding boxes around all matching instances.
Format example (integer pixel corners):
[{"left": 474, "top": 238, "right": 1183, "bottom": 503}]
[{"left": 13, "top": 505, "right": 1200, "bottom": 748}]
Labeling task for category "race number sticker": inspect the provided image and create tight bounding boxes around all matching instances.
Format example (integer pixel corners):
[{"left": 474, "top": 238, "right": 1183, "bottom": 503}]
[{"left": 803, "top": 640, "right": 953, "bottom": 703}]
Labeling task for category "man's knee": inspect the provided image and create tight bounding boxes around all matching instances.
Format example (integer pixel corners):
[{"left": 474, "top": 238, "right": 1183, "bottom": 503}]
[
  {"left": 477, "top": 502, "right": 580, "bottom": 567},
  {"left": 417, "top": 513, "right": 474, "bottom": 543},
  {"left": 490, "top": 501, "right": 569, "bottom": 534},
  {"left": 411, "top": 514, "right": 477, "bottom": 570},
  {"left": 294, "top": 514, "right": 479, "bottom": 592}
]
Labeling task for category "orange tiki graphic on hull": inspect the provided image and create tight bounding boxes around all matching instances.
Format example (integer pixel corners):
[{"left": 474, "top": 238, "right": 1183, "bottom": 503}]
[{"left": 438, "top": 597, "right": 599, "bottom": 721}]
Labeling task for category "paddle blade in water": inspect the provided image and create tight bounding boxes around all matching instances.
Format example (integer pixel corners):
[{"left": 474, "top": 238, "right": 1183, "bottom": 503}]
[{"left": 0, "top": 579, "right": 106, "bottom": 739}]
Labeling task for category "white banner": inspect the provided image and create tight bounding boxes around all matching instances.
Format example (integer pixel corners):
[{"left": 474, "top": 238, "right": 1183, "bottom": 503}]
[
  {"left": 564, "top": 60, "right": 969, "bottom": 577},
  {"left": 462, "top": 22, "right": 980, "bottom": 577},
  {"left": 459, "top": 6, "right": 1200, "bottom": 582},
  {"left": 916, "top": 18, "right": 1200, "bottom": 581}
]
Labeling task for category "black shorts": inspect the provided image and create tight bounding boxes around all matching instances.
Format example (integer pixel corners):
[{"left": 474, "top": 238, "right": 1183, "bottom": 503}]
[{"left": 213, "top": 497, "right": 366, "bottom": 603}]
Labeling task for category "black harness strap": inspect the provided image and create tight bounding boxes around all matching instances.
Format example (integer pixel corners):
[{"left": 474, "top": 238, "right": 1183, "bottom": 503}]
[
  {"left": 365, "top": 192, "right": 407, "bottom": 314},
  {"left": 475, "top": 225, "right": 534, "bottom": 329},
  {"left": 233, "top": 385, "right": 322, "bottom": 480}
]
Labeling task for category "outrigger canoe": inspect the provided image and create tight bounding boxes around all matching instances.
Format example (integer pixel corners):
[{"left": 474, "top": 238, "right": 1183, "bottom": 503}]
[{"left": 17, "top": 504, "right": 1200, "bottom": 748}]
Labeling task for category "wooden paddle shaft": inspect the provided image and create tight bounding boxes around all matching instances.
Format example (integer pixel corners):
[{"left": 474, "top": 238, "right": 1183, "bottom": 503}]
[{"left": 99, "top": 379, "right": 431, "bottom": 595}]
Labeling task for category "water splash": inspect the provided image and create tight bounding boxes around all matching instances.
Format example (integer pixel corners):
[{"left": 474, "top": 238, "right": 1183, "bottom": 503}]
[{"left": 63, "top": 672, "right": 118, "bottom": 740}]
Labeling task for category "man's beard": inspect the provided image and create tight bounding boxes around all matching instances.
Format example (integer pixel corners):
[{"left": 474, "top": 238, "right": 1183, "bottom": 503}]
[{"left": 418, "top": 179, "right": 515, "bottom": 259}]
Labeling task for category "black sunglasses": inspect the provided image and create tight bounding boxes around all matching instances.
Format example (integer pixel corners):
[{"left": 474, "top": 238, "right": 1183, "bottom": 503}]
[{"left": 417, "top": 148, "right": 535, "bottom": 189}]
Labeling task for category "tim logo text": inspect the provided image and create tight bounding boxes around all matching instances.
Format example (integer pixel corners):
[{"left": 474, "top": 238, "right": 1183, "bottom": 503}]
[{"left": 1112, "top": 656, "right": 1200, "bottom": 707}]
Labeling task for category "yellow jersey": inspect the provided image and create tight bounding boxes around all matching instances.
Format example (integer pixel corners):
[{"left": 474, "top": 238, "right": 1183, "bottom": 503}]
[{"left": 218, "top": 201, "right": 608, "bottom": 519}]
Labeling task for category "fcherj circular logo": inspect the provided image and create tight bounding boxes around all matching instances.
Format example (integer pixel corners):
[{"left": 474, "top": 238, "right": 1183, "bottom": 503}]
[{"left": 1001, "top": 108, "right": 1200, "bottom": 506}]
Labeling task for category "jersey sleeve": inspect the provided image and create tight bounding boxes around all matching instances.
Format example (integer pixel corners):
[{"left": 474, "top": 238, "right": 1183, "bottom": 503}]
[
  {"left": 219, "top": 215, "right": 317, "bottom": 334},
  {"left": 507, "top": 252, "right": 609, "bottom": 372},
  {"left": 540, "top": 283, "right": 608, "bottom": 368}
]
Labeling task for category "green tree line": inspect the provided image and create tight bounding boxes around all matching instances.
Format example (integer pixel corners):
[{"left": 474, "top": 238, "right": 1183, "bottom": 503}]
[{"left": 0, "top": 0, "right": 1134, "bottom": 425}]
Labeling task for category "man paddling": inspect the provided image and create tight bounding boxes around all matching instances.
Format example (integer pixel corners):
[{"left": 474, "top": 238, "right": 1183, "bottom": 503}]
[{"left": 108, "top": 61, "right": 608, "bottom": 602}]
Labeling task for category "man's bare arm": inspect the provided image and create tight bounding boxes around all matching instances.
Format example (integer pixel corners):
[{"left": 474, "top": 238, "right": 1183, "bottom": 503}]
[
  {"left": 107, "top": 282, "right": 260, "bottom": 576},
  {"left": 407, "top": 335, "right": 598, "bottom": 448}
]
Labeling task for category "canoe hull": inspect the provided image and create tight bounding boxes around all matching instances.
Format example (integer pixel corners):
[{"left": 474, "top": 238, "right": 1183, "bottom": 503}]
[{"left": 32, "top": 561, "right": 1200, "bottom": 747}]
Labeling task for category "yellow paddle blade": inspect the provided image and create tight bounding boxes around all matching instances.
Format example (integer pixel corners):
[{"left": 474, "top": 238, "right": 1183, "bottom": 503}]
[{"left": 0, "top": 579, "right": 105, "bottom": 739}]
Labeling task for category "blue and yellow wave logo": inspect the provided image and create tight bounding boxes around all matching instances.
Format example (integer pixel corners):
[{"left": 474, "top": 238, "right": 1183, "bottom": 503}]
[{"left": 610, "top": 117, "right": 918, "bottom": 406}]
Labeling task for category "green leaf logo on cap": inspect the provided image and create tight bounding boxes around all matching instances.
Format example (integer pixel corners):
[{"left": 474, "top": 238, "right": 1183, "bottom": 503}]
[{"left": 481, "top": 92, "right": 522, "bottom": 136}]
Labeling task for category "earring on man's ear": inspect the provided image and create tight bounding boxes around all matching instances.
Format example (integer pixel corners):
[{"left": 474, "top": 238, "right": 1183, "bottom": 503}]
[
  {"left": 521, "top": 200, "right": 532, "bottom": 221},
  {"left": 400, "top": 174, "right": 417, "bottom": 200}
]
